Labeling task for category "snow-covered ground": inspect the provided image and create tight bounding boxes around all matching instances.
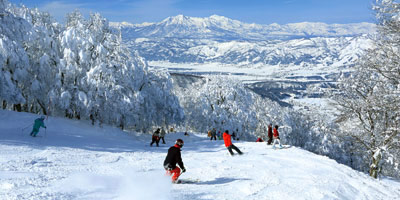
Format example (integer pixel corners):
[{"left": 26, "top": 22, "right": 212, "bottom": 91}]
[
  {"left": 149, "top": 61, "right": 348, "bottom": 83},
  {"left": 1, "top": 110, "right": 400, "bottom": 200}
]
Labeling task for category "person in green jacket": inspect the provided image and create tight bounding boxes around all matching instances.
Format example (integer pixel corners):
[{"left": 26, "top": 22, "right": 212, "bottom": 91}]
[{"left": 30, "top": 116, "right": 46, "bottom": 137}]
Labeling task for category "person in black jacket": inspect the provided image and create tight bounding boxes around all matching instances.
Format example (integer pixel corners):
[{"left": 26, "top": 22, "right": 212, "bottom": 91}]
[{"left": 164, "top": 139, "right": 186, "bottom": 183}]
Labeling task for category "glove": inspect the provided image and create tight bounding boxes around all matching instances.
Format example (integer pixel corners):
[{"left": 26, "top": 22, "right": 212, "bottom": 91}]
[
  {"left": 45, "top": 126, "right": 47, "bottom": 129},
  {"left": 164, "top": 164, "right": 173, "bottom": 171},
  {"left": 181, "top": 168, "right": 186, "bottom": 173}
]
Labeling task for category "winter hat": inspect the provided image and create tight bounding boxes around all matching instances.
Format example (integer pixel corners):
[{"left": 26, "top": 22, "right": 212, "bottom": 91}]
[
  {"left": 176, "top": 139, "right": 184, "bottom": 147},
  {"left": 225, "top": 130, "right": 229, "bottom": 134}
]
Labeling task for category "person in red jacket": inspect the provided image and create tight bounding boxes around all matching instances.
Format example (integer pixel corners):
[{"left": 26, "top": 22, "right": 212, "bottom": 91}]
[
  {"left": 223, "top": 130, "right": 243, "bottom": 156},
  {"left": 164, "top": 139, "right": 186, "bottom": 183},
  {"left": 272, "top": 125, "right": 283, "bottom": 149}
]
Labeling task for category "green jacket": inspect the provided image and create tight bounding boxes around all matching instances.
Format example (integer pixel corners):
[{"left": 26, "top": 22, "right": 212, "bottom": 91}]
[{"left": 33, "top": 118, "right": 46, "bottom": 131}]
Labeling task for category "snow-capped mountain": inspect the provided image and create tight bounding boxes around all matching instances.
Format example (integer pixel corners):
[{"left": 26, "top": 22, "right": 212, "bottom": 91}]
[
  {"left": 110, "top": 14, "right": 375, "bottom": 40},
  {"left": 110, "top": 15, "right": 374, "bottom": 66}
]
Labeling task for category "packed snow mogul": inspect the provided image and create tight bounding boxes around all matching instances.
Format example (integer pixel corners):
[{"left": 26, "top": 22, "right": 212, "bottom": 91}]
[
  {"left": 150, "top": 128, "right": 160, "bottom": 147},
  {"left": 272, "top": 125, "right": 283, "bottom": 149},
  {"left": 30, "top": 116, "right": 46, "bottom": 137},
  {"left": 164, "top": 139, "right": 186, "bottom": 183},
  {"left": 223, "top": 130, "right": 243, "bottom": 156},
  {"left": 160, "top": 127, "right": 166, "bottom": 144}
]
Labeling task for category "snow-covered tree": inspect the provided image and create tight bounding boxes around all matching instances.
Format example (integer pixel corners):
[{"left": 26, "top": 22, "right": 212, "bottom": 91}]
[
  {"left": 0, "top": 2, "right": 184, "bottom": 132},
  {"left": 57, "top": 10, "right": 183, "bottom": 131},
  {"left": 333, "top": 0, "right": 400, "bottom": 179},
  {"left": 0, "top": 0, "right": 33, "bottom": 110},
  {"left": 7, "top": 4, "right": 62, "bottom": 115},
  {"left": 174, "top": 75, "right": 290, "bottom": 140}
]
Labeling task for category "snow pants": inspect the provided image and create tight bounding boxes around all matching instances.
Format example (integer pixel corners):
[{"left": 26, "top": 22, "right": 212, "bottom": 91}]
[
  {"left": 227, "top": 144, "right": 243, "bottom": 155},
  {"left": 150, "top": 138, "right": 159, "bottom": 146},
  {"left": 30, "top": 128, "right": 39, "bottom": 137},
  {"left": 166, "top": 167, "right": 181, "bottom": 182},
  {"left": 160, "top": 136, "right": 166, "bottom": 144},
  {"left": 210, "top": 135, "right": 217, "bottom": 140},
  {"left": 272, "top": 137, "right": 282, "bottom": 148},
  {"left": 267, "top": 136, "right": 273, "bottom": 145}
]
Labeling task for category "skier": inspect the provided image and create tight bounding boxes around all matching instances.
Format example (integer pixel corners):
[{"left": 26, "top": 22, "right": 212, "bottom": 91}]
[
  {"left": 267, "top": 124, "right": 273, "bottom": 145},
  {"left": 210, "top": 128, "right": 217, "bottom": 141},
  {"left": 223, "top": 130, "right": 243, "bottom": 156},
  {"left": 231, "top": 130, "right": 236, "bottom": 140},
  {"left": 164, "top": 139, "right": 186, "bottom": 183},
  {"left": 256, "top": 137, "right": 264, "bottom": 142},
  {"left": 217, "top": 131, "right": 222, "bottom": 140},
  {"left": 160, "top": 127, "right": 166, "bottom": 144},
  {"left": 150, "top": 128, "right": 160, "bottom": 147},
  {"left": 30, "top": 116, "right": 47, "bottom": 137},
  {"left": 272, "top": 125, "right": 283, "bottom": 149}
]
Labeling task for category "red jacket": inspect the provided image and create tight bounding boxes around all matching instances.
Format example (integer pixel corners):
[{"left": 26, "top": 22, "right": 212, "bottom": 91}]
[
  {"left": 273, "top": 128, "right": 279, "bottom": 138},
  {"left": 223, "top": 132, "right": 232, "bottom": 147}
]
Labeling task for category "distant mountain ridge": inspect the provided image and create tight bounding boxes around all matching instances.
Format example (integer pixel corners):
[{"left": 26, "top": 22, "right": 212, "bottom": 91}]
[
  {"left": 110, "top": 15, "right": 374, "bottom": 66},
  {"left": 110, "top": 14, "right": 375, "bottom": 40}
]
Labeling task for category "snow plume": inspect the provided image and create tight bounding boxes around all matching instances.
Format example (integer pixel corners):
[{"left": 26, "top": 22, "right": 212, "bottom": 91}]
[{"left": 56, "top": 170, "right": 172, "bottom": 200}]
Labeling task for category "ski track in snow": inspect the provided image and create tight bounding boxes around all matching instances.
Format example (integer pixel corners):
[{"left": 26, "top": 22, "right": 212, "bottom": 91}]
[{"left": 1, "top": 110, "right": 400, "bottom": 200}]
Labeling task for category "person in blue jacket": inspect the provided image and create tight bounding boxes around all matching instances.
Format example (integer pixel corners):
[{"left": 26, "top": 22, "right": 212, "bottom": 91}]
[{"left": 30, "top": 116, "right": 46, "bottom": 137}]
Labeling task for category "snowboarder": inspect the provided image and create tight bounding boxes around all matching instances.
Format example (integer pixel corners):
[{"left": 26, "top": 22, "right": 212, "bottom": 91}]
[
  {"left": 30, "top": 116, "right": 46, "bottom": 137},
  {"left": 210, "top": 128, "right": 217, "bottom": 141},
  {"left": 223, "top": 130, "right": 243, "bottom": 156},
  {"left": 150, "top": 128, "right": 160, "bottom": 147},
  {"left": 160, "top": 127, "right": 166, "bottom": 144},
  {"left": 164, "top": 139, "right": 186, "bottom": 183},
  {"left": 267, "top": 124, "right": 273, "bottom": 145},
  {"left": 272, "top": 125, "right": 283, "bottom": 149}
]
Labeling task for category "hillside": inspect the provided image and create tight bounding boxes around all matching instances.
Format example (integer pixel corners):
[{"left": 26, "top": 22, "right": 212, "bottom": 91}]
[{"left": 1, "top": 110, "right": 399, "bottom": 200}]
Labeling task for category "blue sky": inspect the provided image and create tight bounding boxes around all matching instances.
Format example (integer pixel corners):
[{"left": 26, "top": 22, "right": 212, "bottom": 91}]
[{"left": 9, "top": 0, "right": 375, "bottom": 24}]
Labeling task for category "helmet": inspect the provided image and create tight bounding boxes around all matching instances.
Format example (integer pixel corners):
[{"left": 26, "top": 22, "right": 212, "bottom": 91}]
[
  {"left": 40, "top": 115, "right": 46, "bottom": 120},
  {"left": 176, "top": 139, "right": 184, "bottom": 148}
]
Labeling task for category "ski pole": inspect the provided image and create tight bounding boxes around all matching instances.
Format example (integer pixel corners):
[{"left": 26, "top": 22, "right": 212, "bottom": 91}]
[
  {"left": 22, "top": 123, "right": 33, "bottom": 130},
  {"left": 21, "top": 123, "right": 33, "bottom": 136}
]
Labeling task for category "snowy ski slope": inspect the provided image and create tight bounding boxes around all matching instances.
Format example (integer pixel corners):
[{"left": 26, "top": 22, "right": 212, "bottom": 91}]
[{"left": 0, "top": 110, "right": 399, "bottom": 200}]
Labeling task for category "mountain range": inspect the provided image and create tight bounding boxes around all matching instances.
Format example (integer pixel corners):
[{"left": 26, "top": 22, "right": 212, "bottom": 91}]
[
  {"left": 110, "top": 15, "right": 375, "bottom": 66},
  {"left": 110, "top": 14, "right": 374, "bottom": 40}
]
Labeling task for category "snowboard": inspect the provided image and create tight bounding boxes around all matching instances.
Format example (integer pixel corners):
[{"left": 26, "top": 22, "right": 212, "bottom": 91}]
[
  {"left": 273, "top": 145, "right": 291, "bottom": 150},
  {"left": 174, "top": 179, "right": 200, "bottom": 184}
]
